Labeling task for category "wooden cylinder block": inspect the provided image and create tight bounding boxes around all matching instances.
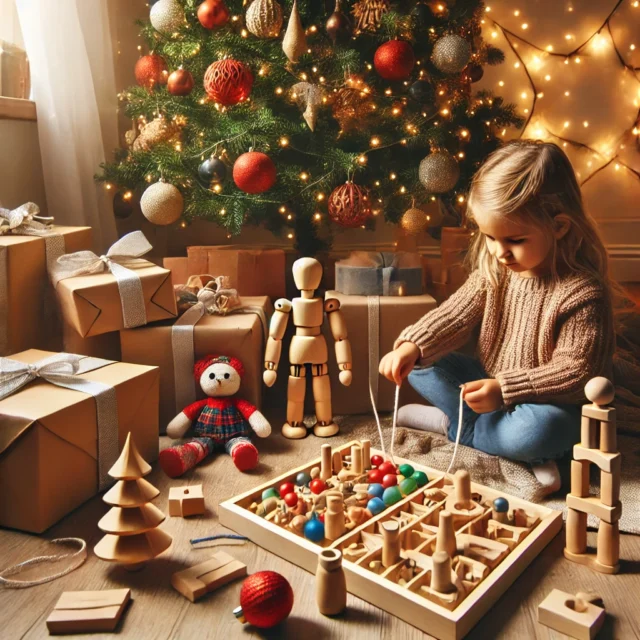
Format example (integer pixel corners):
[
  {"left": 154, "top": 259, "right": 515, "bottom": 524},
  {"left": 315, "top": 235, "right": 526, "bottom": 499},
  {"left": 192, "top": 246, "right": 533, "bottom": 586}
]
[
  {"left": 328, "top": 309, "right": 348, "bottom": 340},
  {"left": 321, "top": 444, "right": 332, "bottom": 481},
  {"left": 435, "top": 511, "right": 457, "bottom": 558},
  {"left": 566, "top": 508, "right": 587, "bottom": 555},
  {"left": 351, "top": 445, "right": 363, "bottom": 475},
  {"left": 581, "top": 415, "right": 598, "bottom": 449},
  {"left": 325, "top": 495, "right": 346, "bottom": 541},
  {"left": 334, "top": 339, "right": 352, "bottom": 365},
  {"left": 454, "top": 470, "right": 472, "bottom": 510},
  {"left": 332, "top": 450, "right": 343, "bottom": 474},
  {"left": 292, "top": 297, "right": 323, "bottom": 328},
  {"left": 571, "top": 460, "right": 590, "bottom": 498},
  {"left": 600, "top": 470, "right": 620, "bottom": 507},
  {"left": 361, "top": 439, "right": 371, "bottom": 470},
  {"left": 269, "top": 306, "right": 290, "bottom": 339},
  {"left": 599, "top": 420, "right": 617, "bottom": 454},
  {"left": 264, "top": 337, "right": 282, "bottom": 365},
  {"left": 431, "top": 551, "right": 455, "bottom": 594},
  {"left": 381, "top": 521, "right": 401, "bottom": 568},
  {"left": 596, "top": 521, "right": 619, "bottom": 568}
]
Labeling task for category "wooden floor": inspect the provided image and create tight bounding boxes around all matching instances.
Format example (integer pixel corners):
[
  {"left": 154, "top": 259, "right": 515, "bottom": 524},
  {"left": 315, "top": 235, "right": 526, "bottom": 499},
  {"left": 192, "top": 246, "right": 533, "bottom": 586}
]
[{"left": 2, "top": 429, "right": 640, "bottom": 640}]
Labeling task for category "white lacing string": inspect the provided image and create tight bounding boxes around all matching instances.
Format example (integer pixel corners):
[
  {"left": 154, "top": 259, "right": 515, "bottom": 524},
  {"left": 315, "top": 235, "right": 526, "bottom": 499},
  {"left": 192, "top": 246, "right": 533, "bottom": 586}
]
[
  {"left": 446, "top": 387, "right": 465, "bottom": 475},
  {"left": 369, "top": 381, "right": 401, "bottom": 466},
  {"left": 0, "top": 538, "right": 87, "bottom": 588},
  {"left": 368, "top": 381, "right": 387, "bottom": 461}
]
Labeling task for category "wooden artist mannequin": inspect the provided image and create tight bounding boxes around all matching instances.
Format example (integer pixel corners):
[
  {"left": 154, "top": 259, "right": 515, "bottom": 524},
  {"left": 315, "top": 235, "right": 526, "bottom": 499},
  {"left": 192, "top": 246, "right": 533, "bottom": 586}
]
[{"left": 263, "top": 257, "right": 353, "bottom": 439}]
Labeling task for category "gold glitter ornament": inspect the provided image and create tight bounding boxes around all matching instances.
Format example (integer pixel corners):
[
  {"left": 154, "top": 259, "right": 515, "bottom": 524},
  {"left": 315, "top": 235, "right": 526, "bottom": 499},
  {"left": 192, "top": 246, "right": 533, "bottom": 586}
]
[
  {"left": 401, "top": 207, "right": 429, "bottom": 235},
  {"left": 292, "top": 82, "right": 323, "bottom": 131},
  {"left": 140, "top": 180, "right": 184, "bottom": 226},
  {"left": 419, "top": 152, "right": 460, "bottom": 193},
  {"left": 149, "top": 0, "right": 185, "bottom": 35},
  {"left": 282, "top": 0, "right": 307, "bottom": 63},
  {"left": 431, "top": 35, "right": 472, "bottom": 74},
  {"left": 132, "top": 116, "right": 182, "bottom": 152},
  {"left": 352, "top": 0, "right": 390, "bottom": 33},
  {"left": 331, "top": 83, "right": 372, "bottom": 132},
  {"left": 245, "top": 0, "right": 283, "bottom": 39}
]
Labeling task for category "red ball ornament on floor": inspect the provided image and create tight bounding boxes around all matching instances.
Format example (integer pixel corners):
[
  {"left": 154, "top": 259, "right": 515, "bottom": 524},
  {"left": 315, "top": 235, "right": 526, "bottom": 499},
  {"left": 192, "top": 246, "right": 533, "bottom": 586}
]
[
  {"left": 328, "top": 182, "right": 372, "bottom": 228},
  {"left": 371, "top": 454, "right": 383, "bottom": 468},
  {"left": 235, "top": 571, "right": 294, "bottom": 628},
  {"left": 233, "top": 152, "right": 277, "bottom": 194},
  {"left": 204, "top": 59, "right": 253, "bottom": 106},
  {"left": 279, "top": 481, "right": 295, "bottom": 498},
  {"left": 198, "top": 0, "right": 230, "bottom": 29},
  {"left": 374, "top": 40, "right": 415, "bottom": 81},
  {"left": 135, "top": 54, "right": 168, "bottom": 90}
]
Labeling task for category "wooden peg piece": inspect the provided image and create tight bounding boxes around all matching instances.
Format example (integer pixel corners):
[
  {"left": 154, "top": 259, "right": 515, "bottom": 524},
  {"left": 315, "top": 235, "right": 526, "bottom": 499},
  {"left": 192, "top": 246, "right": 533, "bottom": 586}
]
[
  {"left": 453, "top": 470, "right": 472, "bottom": 509},
  {"left": 360, "top": 439, "right": 371, "bottom": 470},
  {"left": 351, "top": 444, "right": 363, "bottom": 475},
  {"left": 321, "top": 444, "right": 332, "bottom": 481},
  {"left": 168, "top": 485, "right": 205, "bottom": 517},
  {"left": 435, "top": 510, "right": 457, "bottom": 558},
  {"left": 325, "top": 494, "right": 346, "bottom": 541},
  {"left": 431, "top": 551, "right": 455, "bottom": 595},
  {"left": 381, "top": 520, "right": 401, "bottom": 568},
  {"left": 538, "top": 589, "right": 605, "bottom": 640},
  {"left": 332, "top": 450, "right": 343, "bottom": 474}
]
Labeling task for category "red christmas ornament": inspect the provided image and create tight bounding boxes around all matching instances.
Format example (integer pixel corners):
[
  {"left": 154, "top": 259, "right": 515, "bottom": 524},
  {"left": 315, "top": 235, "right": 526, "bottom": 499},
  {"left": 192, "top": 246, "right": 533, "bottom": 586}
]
[
  {"left": 328, "top": 182, "right": 372, "bottom": 228},
  {"left": 135, "top": 54, "right": 168, "bottom": 90},
  {"left": 378, "top": 460, "right": 397, "bottom": 475},
  {"left": 374, "top": 40, "right": 415, "bottom": 81},
  {"left": 233, "top": 151, "right": 277, "bottom": 194},
  {"left": 235, "top": 571, "right": 294, "bottom": 628},
  {"left": 279, "top": 481, "right": 295, "bottom": 497},
  {"left": 382, "top": 473, "right": 398, "bottom": 488},
  {"left": 368, "top": 468, "right": 384, "bottom": 484},
  {"left": 310, "top": 478, "right": 327, "bottom": 495},
  {"left": 204, "top": 59, "right": 253, "bottom": 106},
  {"left": 371, "top": 454, "right": 383, "bottom": 468},
  {"left": 198, "top": 0, "right": 230, "bottom": 29},
  {"left": 167, "top": 67, "right": 194, "bottom": 96},
  {"left": 283, "top": 492, "right": 298, "bottom": 508}
]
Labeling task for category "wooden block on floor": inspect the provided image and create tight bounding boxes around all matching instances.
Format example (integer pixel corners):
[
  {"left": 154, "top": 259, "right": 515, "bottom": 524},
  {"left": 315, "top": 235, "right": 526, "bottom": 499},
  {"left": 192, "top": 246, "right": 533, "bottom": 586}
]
[
  {"left": 566, "top": 495, "right": 621, "bottom": 524},
  {"left": 571, "top": 460, "right": 590, "bottom": 498},
  {"left": 600, "top": 470, "right": 620, "bottom": 507},
  {"left": 582, "top": 405, "right": 615, "bottom": 422},
  {"left": 573, "top": 445, "right": 621, "bottom": 474},
  {"left": 169, "top": 485, "right": 205, "bottom": 517},
  {"left": 171, "top": 552, "right": 247, "bottom": 602},
  {"left": 538, "top": 589, "right": 605, "bottom": 640},
  {"left": 46, "top": 589, "right": 131, "bottom": 634}
]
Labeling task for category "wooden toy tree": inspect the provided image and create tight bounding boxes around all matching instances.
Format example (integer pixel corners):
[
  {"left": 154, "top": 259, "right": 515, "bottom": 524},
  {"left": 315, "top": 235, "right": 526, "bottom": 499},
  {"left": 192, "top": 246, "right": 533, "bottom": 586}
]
[
  {"left": 95, "top": 433, "right": 172, "bottom": 570},
  {"left": 564, "top": 377, "right": 621, "bottom": 574}
]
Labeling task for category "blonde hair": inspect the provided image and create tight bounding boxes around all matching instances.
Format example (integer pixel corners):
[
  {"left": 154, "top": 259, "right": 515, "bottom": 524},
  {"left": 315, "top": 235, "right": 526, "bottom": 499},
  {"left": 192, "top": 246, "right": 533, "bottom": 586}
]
[{"left": 466, "top": 140, "right": 611, "bottom": 296}]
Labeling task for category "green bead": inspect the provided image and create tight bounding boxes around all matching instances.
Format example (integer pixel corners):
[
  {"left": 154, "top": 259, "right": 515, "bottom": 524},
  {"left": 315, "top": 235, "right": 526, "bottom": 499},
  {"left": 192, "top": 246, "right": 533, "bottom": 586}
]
[
  {"left": 399, "top": 477, "right": 418, "bottom": 496},
  {"left": 399, "top": 464, "right": 415, "bottom": 478},
  {"left": 382, "top": 486, "right": 402, "bottom": 506},
  {"left": 411, "top": 471, "right": 428, "bottom": 487},
  {"left": 262, "top": 487, "right": 280, "bottom": 501}
]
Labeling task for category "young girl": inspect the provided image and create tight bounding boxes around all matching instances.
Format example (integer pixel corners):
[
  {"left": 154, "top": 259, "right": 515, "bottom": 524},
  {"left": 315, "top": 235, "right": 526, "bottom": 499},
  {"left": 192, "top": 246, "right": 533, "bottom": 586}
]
[{"left": 379, "top": 140, "right": 615, "bottom": 494}]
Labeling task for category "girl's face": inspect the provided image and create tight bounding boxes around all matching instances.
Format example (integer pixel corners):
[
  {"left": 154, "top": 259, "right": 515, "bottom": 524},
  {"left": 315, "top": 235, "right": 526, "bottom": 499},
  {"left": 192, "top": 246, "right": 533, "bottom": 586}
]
[{"left": 474, "top": 211, "right": 554, "bottom": 278}]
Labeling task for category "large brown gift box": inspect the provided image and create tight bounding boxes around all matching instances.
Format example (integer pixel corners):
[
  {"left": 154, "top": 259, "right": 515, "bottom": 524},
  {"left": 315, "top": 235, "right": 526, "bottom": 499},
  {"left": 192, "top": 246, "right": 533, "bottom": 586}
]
[
  {"left": 0, "top": 349, "right": 160, "bottom": 533},
  {"left": 322, "top": 291, "right": 438, "bottom": 414},
  {"left": 0, "top": 226, "right": 92, "bottom": 356},
  {"left": 186, "top": 247, "right": 286, "bottom": 299},
  {"left": 121, "top": 296, "right": 272, "bottom": 432},
  {"left": 55, "top": 263, "right": 177, "bottom": 338}
]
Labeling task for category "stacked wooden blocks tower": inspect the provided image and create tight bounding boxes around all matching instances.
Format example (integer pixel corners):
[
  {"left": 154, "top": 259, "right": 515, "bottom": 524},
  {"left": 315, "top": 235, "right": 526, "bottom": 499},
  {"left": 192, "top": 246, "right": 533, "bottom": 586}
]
[{"left": 564, "top": 377, "right": 621, "bottom": 574}]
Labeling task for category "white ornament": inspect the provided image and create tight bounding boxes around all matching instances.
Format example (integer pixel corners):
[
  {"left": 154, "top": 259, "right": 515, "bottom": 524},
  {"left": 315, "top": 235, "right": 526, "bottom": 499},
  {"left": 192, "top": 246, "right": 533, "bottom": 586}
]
[
  {"left": 245, "top": 0, "right": 283, "bottom": 39},
  {"left": 150, "top": 0, "right": 185, "bottom": 35}
]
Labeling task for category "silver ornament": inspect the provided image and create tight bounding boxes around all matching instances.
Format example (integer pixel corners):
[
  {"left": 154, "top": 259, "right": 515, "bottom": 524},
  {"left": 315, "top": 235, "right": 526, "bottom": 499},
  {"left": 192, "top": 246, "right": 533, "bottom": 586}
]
[
  {"left": 140, "top": 181, "right": 184, "bottom": 225},
  {"left": 150, "top": 0, "right": 185, "bottom": 35},
  {"left": 431, "top": 35, "right": 471, "bottom": 74},
  {"left": 246, "top": 0, "right": 284, "bottom": 39},
  {"left": 419, "top": 152, "right": 460, "bottom": 193}
]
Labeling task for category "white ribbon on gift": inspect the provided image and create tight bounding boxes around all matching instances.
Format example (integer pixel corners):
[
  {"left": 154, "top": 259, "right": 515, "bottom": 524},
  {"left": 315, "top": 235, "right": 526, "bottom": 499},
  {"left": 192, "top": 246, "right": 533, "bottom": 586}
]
[
  {"left": 0, "top": 353, "right": 119, "bottom": 489},
  {"left": 0, "top": 203, "right": 66, "bottom": 356},
  {"left": 52, "top": 231, "right": 152, "bottom": 329},
  {"left": 171, "top": 277, "right": 267, "bottom": 413}
]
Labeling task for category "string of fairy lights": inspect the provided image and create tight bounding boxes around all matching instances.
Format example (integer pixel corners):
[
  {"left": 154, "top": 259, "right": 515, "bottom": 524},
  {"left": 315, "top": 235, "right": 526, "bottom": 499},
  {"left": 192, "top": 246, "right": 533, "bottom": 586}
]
[{"left": 483, "top": 0, "right": 640, "bottom": 185}]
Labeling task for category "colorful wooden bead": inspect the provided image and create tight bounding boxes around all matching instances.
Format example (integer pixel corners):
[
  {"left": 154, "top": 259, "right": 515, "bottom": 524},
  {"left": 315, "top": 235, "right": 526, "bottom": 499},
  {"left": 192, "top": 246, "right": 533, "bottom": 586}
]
[
  {"left": 310, "top": 479, "right": 327, "bottom": 495},
  {"left": 367, "top": 497, "right": 385, "bottom": 515},
  {"left": 262, "top": 488, "right": 280, "bottom": 501},
  {"left": 493, "top": 497, "right": 509, "bottom": 513},
  {"left": 304, "top": 514, "right": 325, "bottom": 542},
  {"left": 368, "top": 483, "right": 384, "bottom": 499},
  {"left": 296, "top": 472, "right": 311, "bottom": 486},
  {"left": 378, "top": 461, "right": 397, "bottom": 476},
  {"left": 383, "top": 486, "right": 402, "bottom": 506},
  {"left": 399, "top": 464, "right": 415, "bottom": 478},
  {"left": 382, "top": 474, "right": 398, "bottom": 488},
  {"left": 279, "top": 482, "right": 295, "bottom": 497},
  {"left": 399, "top": 477, "right": 417, "bottom": 496},
  {"left": 283, "top": 492, "right": 299, "bottom": 508},
  {"left": 368, "top": 469, "right": 384, "bottom": 484},
  {"left": 371, "top": 454, "right": 383, "bottom": 468},
  {"left": 411, "top": 471, "right": 428, "bottom": 487}
]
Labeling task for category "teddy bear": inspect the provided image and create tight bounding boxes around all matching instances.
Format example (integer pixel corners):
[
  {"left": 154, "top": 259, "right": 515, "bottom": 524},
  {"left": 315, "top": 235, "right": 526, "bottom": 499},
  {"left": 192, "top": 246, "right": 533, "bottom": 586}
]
[{"left": 159, "top": 354, "right": 271, "bottom": 478}]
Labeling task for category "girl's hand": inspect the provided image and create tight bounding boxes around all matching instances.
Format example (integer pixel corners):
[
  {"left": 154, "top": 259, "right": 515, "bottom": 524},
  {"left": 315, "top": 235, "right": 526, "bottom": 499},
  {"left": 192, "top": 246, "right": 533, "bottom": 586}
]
[
  {"left": 462, "top": 379, "right": 504, "bottom": 413},
  {"left": 379, "top": 342, "right": 420, "bottom": 386}
]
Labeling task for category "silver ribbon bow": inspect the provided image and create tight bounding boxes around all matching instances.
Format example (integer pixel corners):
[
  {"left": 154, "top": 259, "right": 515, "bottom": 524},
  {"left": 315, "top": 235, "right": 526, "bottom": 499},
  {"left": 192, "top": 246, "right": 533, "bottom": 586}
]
[
  {"left": 52, "top": 231, "right": 152, "bottom": 329},
  {"left": 0, "top": 202, "right": 54, "bottom": 236},
  {"left": 0, "top": 353, "right": 119, "bottom": 489}
]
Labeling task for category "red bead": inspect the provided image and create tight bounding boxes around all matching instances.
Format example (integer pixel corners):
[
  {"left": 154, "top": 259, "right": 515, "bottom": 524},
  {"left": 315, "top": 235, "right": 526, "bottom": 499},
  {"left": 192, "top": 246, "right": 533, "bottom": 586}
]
[
  {"left": 279, "top": 482, "right": 295, "bottom": 498},
  {"left": 370, "top": 454, "right": 383, "bottom": 468},
  {"left": 368, "top": 469, "right": 384, "bottom": 484},
  {"left": 378, "top": 461, "right": 397, "bottom": 476},
  {"left": 374, "top": 40, "right": 415, "bottom": 81},
  {"left": 283, "top": 492, "right": 298, "bottom": 508},
  {"left": 198, "top": 0, "right": 229, "bottom": 29},
  {"left": 382, "top": 474, "right": 398, "bottom": 488},
  {"left": 233, "top": 151, "right": 277, "bottom": 194},
  {"left": 318, "top": 512, "right": 325, "bottom": 523},
  {"left": 309, "top": 478, "right": 327, "bottom": 495},
  {"left": 239, "top": 571, "right": 293, "bottom": 628}
]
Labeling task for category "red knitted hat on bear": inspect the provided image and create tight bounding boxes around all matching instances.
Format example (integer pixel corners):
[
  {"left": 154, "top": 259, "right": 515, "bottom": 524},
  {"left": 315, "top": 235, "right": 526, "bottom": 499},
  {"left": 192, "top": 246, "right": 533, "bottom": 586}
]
[{"left": 194, "top": 355, "right": 245, "bottom": 381}]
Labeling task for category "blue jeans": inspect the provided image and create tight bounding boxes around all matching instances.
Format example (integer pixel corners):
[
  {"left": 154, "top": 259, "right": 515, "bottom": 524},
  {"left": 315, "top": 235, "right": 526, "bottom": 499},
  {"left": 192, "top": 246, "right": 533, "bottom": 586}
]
[{"left": 407, "top": 352, "right": 581, "bottom": 464}]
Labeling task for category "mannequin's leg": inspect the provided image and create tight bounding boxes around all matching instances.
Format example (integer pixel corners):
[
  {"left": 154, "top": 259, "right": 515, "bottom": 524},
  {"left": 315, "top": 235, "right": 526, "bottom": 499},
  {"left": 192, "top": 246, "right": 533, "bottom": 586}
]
[
  {"left": 283, "top": 365, "right": 309, "bottom": 439},
  {"left": 312, "top": 364, "right": 339, "bottom": 437}
]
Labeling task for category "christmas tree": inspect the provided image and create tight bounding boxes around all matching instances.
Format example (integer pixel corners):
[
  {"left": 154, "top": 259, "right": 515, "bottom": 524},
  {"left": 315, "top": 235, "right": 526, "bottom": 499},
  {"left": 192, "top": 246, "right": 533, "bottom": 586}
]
[{"left": 98, "top": 0, "right": 522, "bottom": 255}]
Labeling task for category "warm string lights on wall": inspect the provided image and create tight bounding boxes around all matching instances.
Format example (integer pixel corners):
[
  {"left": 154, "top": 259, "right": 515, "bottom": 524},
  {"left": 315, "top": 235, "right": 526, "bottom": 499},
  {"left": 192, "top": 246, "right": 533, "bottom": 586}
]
[{"left": 483, "top": 0, "right": 640, "bottom": 185}]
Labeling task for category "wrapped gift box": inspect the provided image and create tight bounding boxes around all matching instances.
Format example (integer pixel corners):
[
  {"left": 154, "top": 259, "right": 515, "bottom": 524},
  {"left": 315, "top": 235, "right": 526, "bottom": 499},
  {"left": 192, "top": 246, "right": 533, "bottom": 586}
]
[
  {"left": 0, "top": 40, "right": 30, "bottom": 99},
  {"left": 120, "top": 296, "right": 272, "bottom": 431},
  {"left": 0, "top": 350, "right": 159, "bottom": 533},
  {"left": 322, "top": 291, "right": 437, "bottom": 414},
  {"left": 55, "top": 264, "right": 177, "bottom": 338},
  {"left": 0, "top": 226, "right": 92, "bottom": 357},
  {"left": 186, "top": 247, "right": 286, "bottom": 299}
]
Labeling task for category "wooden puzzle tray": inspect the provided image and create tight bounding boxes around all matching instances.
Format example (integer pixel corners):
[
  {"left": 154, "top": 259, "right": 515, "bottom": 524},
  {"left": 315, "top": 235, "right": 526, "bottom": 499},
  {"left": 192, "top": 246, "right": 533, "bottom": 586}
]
[{"left": 219, "top": 440, "right": 562, "bottom": 640}]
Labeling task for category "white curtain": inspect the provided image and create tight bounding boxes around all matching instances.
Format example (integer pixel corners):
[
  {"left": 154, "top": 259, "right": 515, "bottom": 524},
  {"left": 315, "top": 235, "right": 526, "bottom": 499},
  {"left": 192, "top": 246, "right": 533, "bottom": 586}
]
[{"left": 15, "top": 0, "right": 118, "bottom": 250}]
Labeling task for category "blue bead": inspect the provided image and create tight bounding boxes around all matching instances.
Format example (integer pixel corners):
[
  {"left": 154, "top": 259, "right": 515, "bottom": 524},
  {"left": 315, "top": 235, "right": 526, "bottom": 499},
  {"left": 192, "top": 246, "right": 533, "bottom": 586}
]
[
  {"left": 304, "top": 518, "right": 325, "bottom": 542},
  {"left": 367, "top": 497, "right": 386, "bottom": 516},
  {"left": 368, "top": 483, "right": 384, "bottom": 499},
  {"left": 493, "top": 497, "right": 509, "bottom": 513},
  {"left": 295, "top": 472, "right": 311, "bottom": 487}
]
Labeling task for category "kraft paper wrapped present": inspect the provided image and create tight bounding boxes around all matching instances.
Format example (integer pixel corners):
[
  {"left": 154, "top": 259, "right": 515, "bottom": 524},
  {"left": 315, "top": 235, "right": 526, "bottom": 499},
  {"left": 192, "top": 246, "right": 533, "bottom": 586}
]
[
  {"left": 335, "top": 251, "right": 423, "bottom": 296},
  {"left": 186, "top": 246, "right": 286, "bottom": 299},
  {"left": 322, "top": 291, "right": 437, "bottom": 414},
  {"left": 0, "top": 349, "right": 159, "bottom": 533},
  {"left": 0, "top": 203, "right": 92, "bottom": 356},
  {"left": 52, "top": 231, "right": 177, "bottom": 338},
  {"left": 121, "top": 280, "right": 272, "bottom": 432}
]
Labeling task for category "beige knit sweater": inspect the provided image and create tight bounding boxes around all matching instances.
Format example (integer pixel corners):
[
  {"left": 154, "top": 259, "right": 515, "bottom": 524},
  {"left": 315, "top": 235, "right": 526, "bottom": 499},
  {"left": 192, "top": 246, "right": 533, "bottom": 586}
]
[{"left": 395, "top": 269, "right": 615, "bottom": 406}]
